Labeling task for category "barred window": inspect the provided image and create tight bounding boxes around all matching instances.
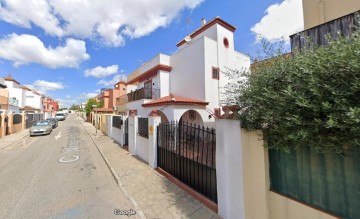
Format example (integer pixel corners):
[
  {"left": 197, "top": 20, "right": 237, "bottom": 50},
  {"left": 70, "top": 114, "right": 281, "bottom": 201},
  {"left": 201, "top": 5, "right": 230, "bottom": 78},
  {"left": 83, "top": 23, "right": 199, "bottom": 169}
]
[{"left": 138, "top": 117, "right": 149, "bottom": 138}]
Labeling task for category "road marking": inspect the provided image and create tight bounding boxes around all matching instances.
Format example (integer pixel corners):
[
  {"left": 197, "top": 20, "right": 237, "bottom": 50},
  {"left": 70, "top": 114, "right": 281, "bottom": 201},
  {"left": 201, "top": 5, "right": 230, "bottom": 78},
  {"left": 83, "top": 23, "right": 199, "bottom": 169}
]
[
  {"left": 55, "top": 131, "right": 62, "bottom": 140},
  {"left": 58, "top": 127, "right": 81, "bottom": 163}
]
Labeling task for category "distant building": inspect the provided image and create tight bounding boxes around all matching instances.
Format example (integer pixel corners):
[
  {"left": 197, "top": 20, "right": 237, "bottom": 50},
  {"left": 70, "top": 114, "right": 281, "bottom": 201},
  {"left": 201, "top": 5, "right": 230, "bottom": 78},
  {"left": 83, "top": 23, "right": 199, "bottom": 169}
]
[
  {"left": 0, "top": 77, "right": 8, "bottom": 112},
  {"left": 302, "top": 0, "right": 360, "bottom": 29}
]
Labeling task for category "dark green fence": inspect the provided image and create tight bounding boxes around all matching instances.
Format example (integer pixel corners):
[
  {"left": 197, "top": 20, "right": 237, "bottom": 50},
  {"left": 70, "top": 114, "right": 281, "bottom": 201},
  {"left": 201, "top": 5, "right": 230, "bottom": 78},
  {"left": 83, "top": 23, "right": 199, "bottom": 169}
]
[{"left": 269, "top": 148, "right": 360, "bottom": 219}]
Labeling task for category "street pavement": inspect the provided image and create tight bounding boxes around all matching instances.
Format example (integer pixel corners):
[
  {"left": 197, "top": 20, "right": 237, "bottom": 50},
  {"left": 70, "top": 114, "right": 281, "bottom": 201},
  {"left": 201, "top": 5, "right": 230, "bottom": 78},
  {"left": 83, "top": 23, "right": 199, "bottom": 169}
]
[
  {"left": 0, "top": 114, "right": 220, "bottom": 219},
  {"left": 0, "top": 114, "right": 137, "bottom": 219},
  {"left": 80, "top": 117, "right": 220, "bottom": 219}
]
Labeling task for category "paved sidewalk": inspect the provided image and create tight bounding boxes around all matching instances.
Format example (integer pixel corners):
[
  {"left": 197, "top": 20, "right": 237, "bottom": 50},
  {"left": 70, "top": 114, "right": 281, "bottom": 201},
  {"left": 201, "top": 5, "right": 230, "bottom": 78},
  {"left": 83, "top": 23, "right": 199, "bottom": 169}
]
[
  {"left": 0, "top": 128, "right": 29, "bottom": 149},
  {"left": 80, "top": 119, "right": 220, "bottom": 219}
]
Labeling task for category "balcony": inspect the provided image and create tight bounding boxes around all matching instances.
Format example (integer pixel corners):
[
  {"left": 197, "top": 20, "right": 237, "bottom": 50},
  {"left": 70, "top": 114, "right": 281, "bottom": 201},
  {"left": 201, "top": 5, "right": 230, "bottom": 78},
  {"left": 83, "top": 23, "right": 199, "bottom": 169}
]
[
  {"left": 118, "top": 88, "right": 160, "bottom": 104},
  {"left": 128, "top": 88, "right": 160, "bottom": 102},
  {"left": 290, "top": 11, "right": 360, "bottom": 51}
]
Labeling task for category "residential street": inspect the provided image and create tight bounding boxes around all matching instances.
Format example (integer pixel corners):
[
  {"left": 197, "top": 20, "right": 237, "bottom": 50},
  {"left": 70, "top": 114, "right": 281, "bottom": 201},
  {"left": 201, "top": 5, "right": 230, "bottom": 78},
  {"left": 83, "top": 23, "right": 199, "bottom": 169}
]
[{"left": 0, "top": 114, "right": 137, "bottom": 219}]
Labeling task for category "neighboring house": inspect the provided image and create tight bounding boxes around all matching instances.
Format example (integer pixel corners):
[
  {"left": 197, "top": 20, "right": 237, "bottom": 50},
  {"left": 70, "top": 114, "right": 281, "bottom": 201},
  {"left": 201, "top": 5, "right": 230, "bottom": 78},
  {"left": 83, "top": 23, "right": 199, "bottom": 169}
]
[
  {"left": 292, "top": 2, "right": 360, "bottom": 51},
  {"left": 3, "top": 75, "right": 43, "bottom": 113},
  {"left": 43, "top": 97, "right": 58, "bottom": 112},
  {"left": 21, "top": 85, "right": 43, "bottom": 113},
  {"left": 302, "top": 0, "right": 360, "bottom": 29},
  {"left": 117, "top": 17, "right": 250, "bottom": 127},
  {"left": 0, "top": 78, "right": 8, "bottom": 112},
  {"left": 95, "top": 86, "right": 121, "bottom": 114}
]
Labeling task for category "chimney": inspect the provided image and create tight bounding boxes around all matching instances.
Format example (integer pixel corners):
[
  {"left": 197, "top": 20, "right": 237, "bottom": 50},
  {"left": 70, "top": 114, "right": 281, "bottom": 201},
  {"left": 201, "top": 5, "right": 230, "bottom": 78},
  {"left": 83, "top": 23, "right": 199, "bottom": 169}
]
[{"left": 201, "top": 18, "right": 206, "bottom": 26}]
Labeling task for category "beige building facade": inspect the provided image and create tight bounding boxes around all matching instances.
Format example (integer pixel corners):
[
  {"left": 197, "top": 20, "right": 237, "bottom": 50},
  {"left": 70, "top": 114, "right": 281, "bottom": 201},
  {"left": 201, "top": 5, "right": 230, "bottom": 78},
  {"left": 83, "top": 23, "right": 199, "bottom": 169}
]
[{"left": 302, "top": 0, "right": 360, "bottom": 29}]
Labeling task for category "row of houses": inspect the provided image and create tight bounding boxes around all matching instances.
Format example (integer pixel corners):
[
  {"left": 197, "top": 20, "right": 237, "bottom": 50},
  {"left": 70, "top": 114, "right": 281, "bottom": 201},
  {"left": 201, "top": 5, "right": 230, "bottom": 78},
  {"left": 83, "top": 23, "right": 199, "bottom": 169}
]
[
  {"left": 87, "top": 1, "right": 360, "bottom": 219},
  {"left": 0, "top": 75, "right": 60, "bottom": 116}
]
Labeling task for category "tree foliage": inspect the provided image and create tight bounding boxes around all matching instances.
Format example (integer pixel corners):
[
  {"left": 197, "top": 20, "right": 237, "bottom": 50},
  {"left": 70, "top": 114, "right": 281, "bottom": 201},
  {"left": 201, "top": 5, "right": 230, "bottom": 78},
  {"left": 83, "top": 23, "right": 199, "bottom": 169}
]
[
  {"left": 85, "top": 98, "right": 101, "bottom": 113},
  {"left": 70, "top": 104, "right": 80, "bottom": 111},
  {"left": 230, "top": 32, "right": 360, "bottom": 153}
]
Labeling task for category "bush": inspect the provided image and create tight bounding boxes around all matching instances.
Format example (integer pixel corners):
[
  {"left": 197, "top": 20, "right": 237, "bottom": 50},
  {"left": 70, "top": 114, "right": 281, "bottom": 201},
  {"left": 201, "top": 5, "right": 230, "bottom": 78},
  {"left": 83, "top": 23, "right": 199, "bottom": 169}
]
[{"left": 233, "top": 32, "right": 360, "bottom": 153}]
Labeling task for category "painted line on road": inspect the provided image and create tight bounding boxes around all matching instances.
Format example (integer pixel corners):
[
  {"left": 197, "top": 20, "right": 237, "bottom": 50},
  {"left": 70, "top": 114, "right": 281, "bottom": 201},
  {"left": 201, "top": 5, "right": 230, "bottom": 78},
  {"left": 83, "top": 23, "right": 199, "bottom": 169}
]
[{"left": 55, "top": 131, "right": 62, "bottom": 140}]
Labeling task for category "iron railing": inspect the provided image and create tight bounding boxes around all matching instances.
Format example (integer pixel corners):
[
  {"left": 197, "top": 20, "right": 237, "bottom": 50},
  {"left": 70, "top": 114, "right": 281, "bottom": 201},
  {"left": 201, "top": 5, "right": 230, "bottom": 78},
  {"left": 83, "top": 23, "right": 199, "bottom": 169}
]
[
  {"left": 127, "top": 88, "right": 160, "bottom": 103},
  {"left": 157, "top": 121, "right": 217, "bottom": 203}
]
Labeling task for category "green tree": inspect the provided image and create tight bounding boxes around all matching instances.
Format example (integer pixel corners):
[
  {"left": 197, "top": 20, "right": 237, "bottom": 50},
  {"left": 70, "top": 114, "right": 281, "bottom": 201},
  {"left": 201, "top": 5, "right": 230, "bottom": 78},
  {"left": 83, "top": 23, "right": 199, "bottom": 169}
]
[
  {"left": 228, "top": 32, "right": 360, "bottom": 153},
  {"left": 70, "top": 104, "right": 80, "bottom": 111},
  {"left": 85, "top": 98, "right": 101, "bottom": 113}
]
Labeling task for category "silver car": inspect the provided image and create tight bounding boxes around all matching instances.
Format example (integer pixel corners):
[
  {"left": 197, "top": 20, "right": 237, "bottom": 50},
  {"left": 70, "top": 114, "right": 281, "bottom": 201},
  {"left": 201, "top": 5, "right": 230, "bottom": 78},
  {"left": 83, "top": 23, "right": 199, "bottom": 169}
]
[{"left": 29, "top": 120, "right": 53, "bottom": 136}]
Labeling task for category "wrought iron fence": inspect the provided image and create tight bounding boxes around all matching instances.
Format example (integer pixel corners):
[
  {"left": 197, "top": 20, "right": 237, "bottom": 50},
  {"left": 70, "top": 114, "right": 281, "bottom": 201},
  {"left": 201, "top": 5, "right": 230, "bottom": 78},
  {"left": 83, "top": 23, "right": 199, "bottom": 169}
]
[
  {"left": 157, "top": 121, "right": 217, "bottom": 203},
  {"left": 138, "top": 117, "right": 149, "bottom": 138}
]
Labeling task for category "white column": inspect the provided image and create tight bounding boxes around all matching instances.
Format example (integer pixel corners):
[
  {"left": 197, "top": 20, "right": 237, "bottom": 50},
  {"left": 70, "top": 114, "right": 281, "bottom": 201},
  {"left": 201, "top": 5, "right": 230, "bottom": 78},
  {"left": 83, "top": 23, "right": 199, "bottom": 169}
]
[
  {"left": 128, "top": 116, "right": 138, "bottom": 155},
  {"left": 148, "top": 116, "right": 161, "bottom": 168},
  {"left": 216, "top": 118, "right": 245, "bottom": 219}
]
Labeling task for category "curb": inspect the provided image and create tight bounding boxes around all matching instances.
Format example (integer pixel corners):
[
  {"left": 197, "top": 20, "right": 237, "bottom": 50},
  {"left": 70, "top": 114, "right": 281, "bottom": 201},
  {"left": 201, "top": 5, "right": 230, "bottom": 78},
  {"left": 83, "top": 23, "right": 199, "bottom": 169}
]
[{"left": 78, "top": 118, "right": 146, "bottom": 219}]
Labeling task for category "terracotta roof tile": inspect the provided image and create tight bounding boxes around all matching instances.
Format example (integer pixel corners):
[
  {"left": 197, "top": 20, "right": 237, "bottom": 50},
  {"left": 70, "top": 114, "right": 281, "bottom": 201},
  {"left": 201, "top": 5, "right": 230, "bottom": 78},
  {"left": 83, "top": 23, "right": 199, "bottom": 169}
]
[
  {"left": 93, "top": 108, "right": 113, "bottom": 112},
  {"left": 142, "top": 93, "right": 208, "bottom": 107}
]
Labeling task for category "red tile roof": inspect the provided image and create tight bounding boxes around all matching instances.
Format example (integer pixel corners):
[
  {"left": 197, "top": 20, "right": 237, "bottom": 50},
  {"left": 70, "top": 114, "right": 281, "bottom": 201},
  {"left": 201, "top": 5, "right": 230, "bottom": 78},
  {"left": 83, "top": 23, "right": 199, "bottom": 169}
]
[
  {"left": 176, "top": 17, "right": 236, "bottom": 47},
  {"left": 4, "top": 75, "right": 20, "bottom": 85},
  {"left": 21, "top": 106, "right": 39, "bottom": 111},
  {"left": 142, "top": 93, "right": 208, "bottom": 107},
  {"left": 93, "top": 108, "right": 113, "bottom": 112}
]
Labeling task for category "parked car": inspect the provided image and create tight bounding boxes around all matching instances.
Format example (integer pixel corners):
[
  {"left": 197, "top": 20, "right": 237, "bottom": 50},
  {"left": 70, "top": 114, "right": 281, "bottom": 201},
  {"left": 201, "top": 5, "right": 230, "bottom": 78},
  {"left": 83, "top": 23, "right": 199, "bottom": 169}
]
[
  {"left": 46, "top": 118, "right": 58, "bottom": 128},
  {"left": 55, "top": 113, "right": 66, "bottom": 121},
  {"left": 29, "top": 120, "right": 52, "bottom": 136}
]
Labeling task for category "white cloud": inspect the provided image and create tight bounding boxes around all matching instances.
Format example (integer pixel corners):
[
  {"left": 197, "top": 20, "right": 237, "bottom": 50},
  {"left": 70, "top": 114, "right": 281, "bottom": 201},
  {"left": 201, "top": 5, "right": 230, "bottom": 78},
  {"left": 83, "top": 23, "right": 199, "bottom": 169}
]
[
  {"left": 0, "top": 0, "right": 204, "bottom": 47},
  {"left": 24, "top": 80, "right": 64, "bottom": 94},
  {"left": 84, "top": 65, "right": 119, "bottom": 78},
  {"left": 0, "top": 0, "right": 64, "bottom": 36},
  {"left": 0, "top": 33, "right": 90, "bottom": 68},
  {"left": 251, "top": 0, "right": 304, "bottom": 43},
  {"left": 97, "top": 74, "right": 127, "bottom": 87},
  {"left": 77, "top": 92, "right": 98, "bottom": 100},
  {"left": 65, "top": 95, "right": 71, "bottom": 99}
]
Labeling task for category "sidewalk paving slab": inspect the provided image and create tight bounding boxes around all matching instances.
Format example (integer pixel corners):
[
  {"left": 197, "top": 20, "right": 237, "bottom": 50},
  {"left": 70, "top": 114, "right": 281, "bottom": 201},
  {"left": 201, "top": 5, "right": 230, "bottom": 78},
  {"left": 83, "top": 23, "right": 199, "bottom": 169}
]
[
  {"left": 80, "top": 118, "right": 221, "bottom": 219},
  {"left": 0, "top": 128, "right": 29, "bottom": 149}
]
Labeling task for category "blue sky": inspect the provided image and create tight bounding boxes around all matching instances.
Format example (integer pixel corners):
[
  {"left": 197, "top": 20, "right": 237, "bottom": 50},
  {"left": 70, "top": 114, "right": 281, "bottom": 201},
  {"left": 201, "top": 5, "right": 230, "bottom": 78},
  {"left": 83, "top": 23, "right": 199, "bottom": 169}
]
[{"left": 0, "top": 0, "right": 303, "bottom": 108}]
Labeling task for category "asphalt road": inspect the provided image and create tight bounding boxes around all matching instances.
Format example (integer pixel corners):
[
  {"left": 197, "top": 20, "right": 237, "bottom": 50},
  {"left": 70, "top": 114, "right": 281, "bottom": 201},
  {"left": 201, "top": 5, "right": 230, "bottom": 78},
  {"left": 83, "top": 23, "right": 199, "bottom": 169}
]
[{"left": 0, "top": 114, "right": 137, "bottom": 219}]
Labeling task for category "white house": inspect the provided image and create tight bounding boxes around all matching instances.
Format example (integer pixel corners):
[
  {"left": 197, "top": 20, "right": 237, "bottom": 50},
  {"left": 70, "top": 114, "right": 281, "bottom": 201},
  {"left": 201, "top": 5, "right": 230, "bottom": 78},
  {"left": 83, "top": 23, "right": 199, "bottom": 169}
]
[
  {"left": 121, "top": 17, "right": 250, "bottom": 127},
  {"left": 4, "top": 75, "right": 43, "bottom": 113}
]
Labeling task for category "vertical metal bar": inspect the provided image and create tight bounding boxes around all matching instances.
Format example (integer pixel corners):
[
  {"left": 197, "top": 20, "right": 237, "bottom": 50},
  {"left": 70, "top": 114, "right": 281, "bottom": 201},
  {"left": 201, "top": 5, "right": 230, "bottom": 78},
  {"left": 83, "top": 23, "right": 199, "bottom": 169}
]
[
  {"left": 205, "top": 127, "right": 210, "bottom": 197},
  {"left": 197, "top": 124, "right": 202, "bottom": 192}
]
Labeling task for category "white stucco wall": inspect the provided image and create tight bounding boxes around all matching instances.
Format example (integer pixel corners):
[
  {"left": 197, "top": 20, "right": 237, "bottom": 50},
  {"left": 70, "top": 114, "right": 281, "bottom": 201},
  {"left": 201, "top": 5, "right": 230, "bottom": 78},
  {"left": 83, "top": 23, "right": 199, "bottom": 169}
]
[
  {"left": 135, "top": 135, "right": 149, "bottom": 163},
  {"left": 170, "top": 37, "right": 206, "bottom": 100},
  {"left": 139, "top": 53, "right": 170, "bottom": 74},
  {"left": 216, "top": 119, "right": 246, "bottom": 219}
]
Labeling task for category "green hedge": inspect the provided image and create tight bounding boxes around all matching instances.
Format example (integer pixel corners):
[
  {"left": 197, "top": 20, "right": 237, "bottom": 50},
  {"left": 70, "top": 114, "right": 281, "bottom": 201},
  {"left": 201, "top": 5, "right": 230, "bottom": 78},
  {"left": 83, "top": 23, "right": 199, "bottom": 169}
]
[{"left": 235, "top": 31, "right": 360, "bottom": 153}]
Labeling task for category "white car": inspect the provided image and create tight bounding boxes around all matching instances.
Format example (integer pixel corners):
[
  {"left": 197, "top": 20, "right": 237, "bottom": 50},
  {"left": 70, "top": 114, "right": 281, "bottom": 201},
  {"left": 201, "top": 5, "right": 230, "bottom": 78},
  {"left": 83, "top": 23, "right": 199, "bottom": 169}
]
[{"left": 55, "top": 113, "right": 66, "bottom": 121}]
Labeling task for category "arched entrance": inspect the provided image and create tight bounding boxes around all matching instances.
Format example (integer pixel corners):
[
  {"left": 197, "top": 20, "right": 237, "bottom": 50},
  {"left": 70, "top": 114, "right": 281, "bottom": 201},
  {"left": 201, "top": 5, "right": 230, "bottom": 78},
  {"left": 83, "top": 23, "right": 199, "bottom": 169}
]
[{"left": 179, "top": 110, "right": 203, "bottom": 126}]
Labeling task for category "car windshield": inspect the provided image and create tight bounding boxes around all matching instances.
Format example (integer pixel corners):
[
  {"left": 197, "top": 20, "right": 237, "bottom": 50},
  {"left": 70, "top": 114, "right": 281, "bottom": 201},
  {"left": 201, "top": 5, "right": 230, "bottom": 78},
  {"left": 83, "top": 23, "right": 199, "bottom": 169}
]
[
  {"left": 34, "top": 121, "right": 49, "bottom": 126},
  {"left": 56, "top": 114, "right": 64, "bottom": 116}
]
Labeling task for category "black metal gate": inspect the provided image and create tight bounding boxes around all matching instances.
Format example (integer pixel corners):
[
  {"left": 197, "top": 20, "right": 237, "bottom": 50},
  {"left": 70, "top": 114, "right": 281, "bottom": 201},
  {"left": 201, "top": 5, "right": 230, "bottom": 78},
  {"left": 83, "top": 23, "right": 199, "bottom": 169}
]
[
  {"left": 124, "top": 118, "right": 129, "bottom": 146},
  {"left": 157, "top": 121, "right": 217, "bottom": 203}
]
